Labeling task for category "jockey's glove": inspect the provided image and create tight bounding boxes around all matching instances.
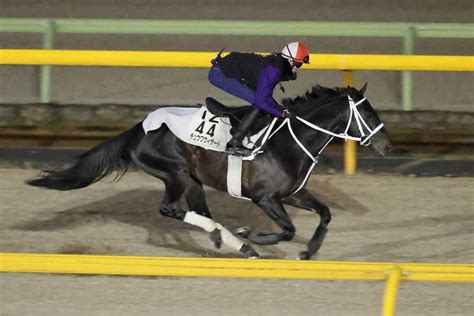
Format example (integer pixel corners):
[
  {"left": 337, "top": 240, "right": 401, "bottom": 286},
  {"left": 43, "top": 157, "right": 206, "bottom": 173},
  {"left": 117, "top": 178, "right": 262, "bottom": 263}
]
[{"left": 281, "top": 109, "right": 296, "bottom": 119}]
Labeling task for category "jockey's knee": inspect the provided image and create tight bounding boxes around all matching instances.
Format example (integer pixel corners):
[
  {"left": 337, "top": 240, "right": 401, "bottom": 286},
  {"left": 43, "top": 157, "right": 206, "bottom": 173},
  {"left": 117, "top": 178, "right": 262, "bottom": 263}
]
[{"left": 208, "top": 65, "right": 221, "bottom": 86}]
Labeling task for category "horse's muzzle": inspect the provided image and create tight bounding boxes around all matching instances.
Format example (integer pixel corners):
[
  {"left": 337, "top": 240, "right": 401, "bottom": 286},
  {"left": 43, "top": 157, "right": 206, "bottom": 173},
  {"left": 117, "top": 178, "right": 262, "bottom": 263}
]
[{"left": 374, "top": 139, "right": 393, "bottom": 157}]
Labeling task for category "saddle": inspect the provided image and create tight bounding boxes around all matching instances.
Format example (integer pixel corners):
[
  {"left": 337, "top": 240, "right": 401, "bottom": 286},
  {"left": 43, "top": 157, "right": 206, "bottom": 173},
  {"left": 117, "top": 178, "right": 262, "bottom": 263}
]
[{"left": 205, "top": 97, "right": 272, "bottom": 136}]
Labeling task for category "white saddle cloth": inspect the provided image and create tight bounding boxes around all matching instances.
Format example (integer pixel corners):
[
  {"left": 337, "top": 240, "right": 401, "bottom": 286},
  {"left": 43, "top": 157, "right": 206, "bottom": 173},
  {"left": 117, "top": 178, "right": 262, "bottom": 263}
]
[{"left": 142, "top": 106, "right": 268, "bottom": 152}]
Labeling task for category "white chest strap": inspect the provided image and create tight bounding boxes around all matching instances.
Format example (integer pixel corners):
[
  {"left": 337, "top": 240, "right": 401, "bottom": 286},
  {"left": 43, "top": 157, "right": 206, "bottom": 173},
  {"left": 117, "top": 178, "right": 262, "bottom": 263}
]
[
  {"left": 227, "top": 155, "right": 242, "bottom": 198},
  {"left": 227, "top": 155, "right": 251, "bottom": 200}
]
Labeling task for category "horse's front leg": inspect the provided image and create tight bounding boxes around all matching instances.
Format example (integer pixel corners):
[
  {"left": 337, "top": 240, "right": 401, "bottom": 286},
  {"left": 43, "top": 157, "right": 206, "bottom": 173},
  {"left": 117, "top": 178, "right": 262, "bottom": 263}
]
[
  {"left": 237, "top": 196, "right": 296, "bottom": 245},
  {"left": 282, "top": 189, "right": 331, "bottom": 260}
]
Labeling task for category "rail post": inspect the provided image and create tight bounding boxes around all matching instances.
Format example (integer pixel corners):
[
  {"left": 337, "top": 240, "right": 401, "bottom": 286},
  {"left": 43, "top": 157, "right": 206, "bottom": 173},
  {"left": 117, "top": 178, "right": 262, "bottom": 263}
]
[
  {"left": 382, "top": 266, "right": 402, "bottom": 316},
  {"left": 40, "top": 19, "right": 55, "bottom": 103},
  {"left": 402, "top": 25, "right": 416, "bottom": 111},
  {"left": 342, "top": 70, "right": 356, "bottom": 175}
]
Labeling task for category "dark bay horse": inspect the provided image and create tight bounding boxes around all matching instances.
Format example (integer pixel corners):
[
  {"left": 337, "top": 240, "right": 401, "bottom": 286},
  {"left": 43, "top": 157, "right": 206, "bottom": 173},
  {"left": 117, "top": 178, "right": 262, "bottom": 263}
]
[{"left": 27, "top": 84, "right": 392, "bottom": 260}]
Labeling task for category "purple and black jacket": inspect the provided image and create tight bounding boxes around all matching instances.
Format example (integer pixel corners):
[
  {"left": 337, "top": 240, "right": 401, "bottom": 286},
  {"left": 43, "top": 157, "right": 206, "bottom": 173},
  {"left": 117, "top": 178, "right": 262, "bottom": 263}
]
[{"left": 209, "top": 52, "right": 295, "bottom": 117}]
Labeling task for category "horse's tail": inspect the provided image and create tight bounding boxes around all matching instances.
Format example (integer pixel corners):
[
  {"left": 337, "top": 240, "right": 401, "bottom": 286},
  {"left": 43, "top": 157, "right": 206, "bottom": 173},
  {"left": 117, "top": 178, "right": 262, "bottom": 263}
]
[{"left": 27, "top": 123, "right": 144, "bottom": 190}]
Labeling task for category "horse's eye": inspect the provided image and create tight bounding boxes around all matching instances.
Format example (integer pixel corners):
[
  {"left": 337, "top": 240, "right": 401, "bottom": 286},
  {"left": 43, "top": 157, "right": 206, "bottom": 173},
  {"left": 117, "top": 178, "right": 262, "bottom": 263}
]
[{"left": 365, "top": 113, "right": 373, "bottom": 119}]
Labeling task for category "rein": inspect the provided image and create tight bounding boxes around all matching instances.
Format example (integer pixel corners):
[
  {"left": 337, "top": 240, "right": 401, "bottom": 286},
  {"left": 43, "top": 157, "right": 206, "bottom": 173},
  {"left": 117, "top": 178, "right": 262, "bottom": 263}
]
[{"left": 243, "top": 95, "right": 385, "bottom": 195}]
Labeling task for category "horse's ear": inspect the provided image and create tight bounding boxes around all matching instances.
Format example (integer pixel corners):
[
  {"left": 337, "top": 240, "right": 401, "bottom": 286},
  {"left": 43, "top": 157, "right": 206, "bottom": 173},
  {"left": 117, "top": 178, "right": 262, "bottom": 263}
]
[{"left": 359, "top": 82, "right": 368, "bottom": 95}]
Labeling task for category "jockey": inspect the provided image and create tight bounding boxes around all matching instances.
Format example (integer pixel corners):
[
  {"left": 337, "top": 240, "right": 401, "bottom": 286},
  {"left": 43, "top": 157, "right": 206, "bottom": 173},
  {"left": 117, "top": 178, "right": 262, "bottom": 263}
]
[{"left": 208, "top": 42, "right": 310, "bottom": 155}]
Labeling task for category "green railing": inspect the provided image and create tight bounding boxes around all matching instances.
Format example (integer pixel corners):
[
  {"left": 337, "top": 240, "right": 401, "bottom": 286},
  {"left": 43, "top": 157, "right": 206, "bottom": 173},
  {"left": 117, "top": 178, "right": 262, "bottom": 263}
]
[{"left": 1, "top": 18, "right": 473, "bottom": 109}]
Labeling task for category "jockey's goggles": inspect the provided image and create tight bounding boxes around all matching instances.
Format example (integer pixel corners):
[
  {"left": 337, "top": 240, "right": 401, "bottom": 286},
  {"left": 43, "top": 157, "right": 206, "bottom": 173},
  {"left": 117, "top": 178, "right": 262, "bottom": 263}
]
[
  {"left": 293, "top": 55, "right": 309, "bottom": 68},
  {"left": 294, "top": 61, "right": 303, "bottom": 68}
]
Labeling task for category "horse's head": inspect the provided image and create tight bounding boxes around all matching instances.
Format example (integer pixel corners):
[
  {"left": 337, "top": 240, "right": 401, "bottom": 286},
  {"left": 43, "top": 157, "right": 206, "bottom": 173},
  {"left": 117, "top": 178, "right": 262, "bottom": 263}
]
[
  {"left": 284, "top": 83, "right": 392, "bottom": 157},
  {"left": 345, "top": 84, "right": 392, "bottom": 157}
]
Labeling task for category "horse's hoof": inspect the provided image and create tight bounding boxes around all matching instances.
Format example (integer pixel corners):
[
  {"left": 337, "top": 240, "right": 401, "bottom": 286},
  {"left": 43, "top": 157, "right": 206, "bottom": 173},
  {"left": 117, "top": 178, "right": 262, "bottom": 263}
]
[
  {"left": 210, "top": 229, "right": 222, "bottom": 249},
  {"left": 235, "top": 226, "right": 251, "bottom": 238},
  {"left": 240, "top": 243, "right": 259, "bottom": 259},
  {"left": 298, "top": 251, "right": 311, "bottom": 260}
]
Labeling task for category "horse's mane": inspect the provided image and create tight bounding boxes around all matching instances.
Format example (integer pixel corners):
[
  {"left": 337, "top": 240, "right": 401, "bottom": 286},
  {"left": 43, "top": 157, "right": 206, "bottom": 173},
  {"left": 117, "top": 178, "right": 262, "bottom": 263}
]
[{"left": 282, "top": 85, "right": 356, "bottom": 115}]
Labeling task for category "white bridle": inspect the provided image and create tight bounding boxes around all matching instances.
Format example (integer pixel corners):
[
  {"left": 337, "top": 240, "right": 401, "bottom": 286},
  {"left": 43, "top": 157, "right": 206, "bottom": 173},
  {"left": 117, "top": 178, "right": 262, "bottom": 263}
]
[
  {"left": 296, "top": 95, "right": 385, "bottom": 146},
  {"left": 243, "top": 95, "right": 385, "bottom": 195}
]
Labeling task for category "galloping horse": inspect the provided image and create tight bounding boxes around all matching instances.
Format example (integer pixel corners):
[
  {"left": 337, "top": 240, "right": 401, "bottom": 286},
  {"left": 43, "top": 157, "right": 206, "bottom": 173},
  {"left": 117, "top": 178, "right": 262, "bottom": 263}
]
[{"left": 27, "top": 84, "right": 392, "bottom": 260}]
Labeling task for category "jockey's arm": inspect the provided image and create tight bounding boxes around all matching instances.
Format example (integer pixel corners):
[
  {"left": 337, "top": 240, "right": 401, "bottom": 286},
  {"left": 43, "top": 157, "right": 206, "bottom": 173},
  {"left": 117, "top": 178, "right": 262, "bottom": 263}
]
[{"left": 254, "top": 65, "right": 284, "bottom": 117}]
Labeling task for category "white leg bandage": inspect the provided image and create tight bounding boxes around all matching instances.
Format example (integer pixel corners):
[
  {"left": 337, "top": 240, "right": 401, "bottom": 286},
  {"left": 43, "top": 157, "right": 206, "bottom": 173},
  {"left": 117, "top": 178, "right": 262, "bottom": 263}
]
[
  {"left": 183, "top": 211, "right": 244, "bottom": 251},
  {"left": 216, "top": 223, "right": 244, "bottom": 251},
  {"left": 183, "top": 211, "right": 217, "bottom": 232}
]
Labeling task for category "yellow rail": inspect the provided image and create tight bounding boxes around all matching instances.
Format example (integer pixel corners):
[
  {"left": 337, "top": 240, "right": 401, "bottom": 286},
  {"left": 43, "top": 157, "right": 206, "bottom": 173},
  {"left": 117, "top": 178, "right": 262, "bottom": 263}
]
[
  {"left": 1, "top": 253, "right": 473, "bottom": 316},
  {"left": 1, "top": 49, "right": 473, "bottom": 71},
  {"left": 2, "top": 253, "right": 472, "bottom": 281}
]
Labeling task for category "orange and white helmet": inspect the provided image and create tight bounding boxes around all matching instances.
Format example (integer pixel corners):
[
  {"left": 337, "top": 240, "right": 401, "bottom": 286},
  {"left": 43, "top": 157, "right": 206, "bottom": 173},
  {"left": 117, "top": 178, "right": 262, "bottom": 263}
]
[{"left": 281, "top": 42, "right": 310, "bottom": 64}]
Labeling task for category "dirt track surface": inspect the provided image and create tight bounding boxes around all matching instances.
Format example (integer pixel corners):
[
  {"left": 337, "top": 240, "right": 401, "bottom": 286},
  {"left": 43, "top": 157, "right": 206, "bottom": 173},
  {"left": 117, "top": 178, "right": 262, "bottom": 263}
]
[{"left": 1, "top": 168, "right": 473, "bottom": 315}]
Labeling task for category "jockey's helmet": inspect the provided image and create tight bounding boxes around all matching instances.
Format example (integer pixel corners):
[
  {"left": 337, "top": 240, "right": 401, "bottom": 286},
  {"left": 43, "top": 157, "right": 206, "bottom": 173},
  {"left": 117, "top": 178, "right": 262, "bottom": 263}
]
[{"left": 281, "top": 42, "right": 310, "bottom": 65}]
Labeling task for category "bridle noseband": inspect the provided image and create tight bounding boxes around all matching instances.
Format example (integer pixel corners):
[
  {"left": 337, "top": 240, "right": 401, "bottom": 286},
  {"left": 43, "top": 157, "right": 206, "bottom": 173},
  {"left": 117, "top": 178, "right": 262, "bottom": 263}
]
[{"left": 343, "top": 95, "right": 385, "bottom": 146}]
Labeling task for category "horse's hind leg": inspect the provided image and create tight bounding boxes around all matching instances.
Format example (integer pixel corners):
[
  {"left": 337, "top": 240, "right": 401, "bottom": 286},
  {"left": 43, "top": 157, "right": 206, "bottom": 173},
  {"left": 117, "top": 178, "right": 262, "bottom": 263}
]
[
  {"left": 132, "top": 132, "right": 256, "bottom": 258},
  {"left": 184, "top": 177, "right": 259, "bottom": 258},
  {"left": 183, "top": 176, "right": 218, "bottom": 247},
  {"left": 282, "top": 189, "right": 331, "bottom": 260},
  {"left": 158, "top": 175, "right": 187, "bottom": 220},
  {"left": 237, "top": 196, "right": 296, "bottom": 246},
  {"left": 184, "top": 176, "right": 211, "bottom": 218}
]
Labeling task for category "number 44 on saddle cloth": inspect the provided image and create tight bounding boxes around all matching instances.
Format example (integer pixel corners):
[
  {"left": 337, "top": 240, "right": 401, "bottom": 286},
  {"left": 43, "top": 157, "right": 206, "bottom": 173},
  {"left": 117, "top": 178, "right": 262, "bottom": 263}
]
[{"left": 142, "top": 106, "right": 268, "bottom": 154}]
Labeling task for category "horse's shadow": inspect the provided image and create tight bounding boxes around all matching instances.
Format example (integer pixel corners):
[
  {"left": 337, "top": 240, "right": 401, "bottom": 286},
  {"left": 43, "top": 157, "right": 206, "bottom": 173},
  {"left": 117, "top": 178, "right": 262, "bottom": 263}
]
[
  {"left": 13, "top": 189, "right": 285, "bottom": 257},
  {"left": 13, "top": 179, "right": 370, "bottom": 258},
  {"left": 309, "top": 177, "right": 370, "bottom": 216}
]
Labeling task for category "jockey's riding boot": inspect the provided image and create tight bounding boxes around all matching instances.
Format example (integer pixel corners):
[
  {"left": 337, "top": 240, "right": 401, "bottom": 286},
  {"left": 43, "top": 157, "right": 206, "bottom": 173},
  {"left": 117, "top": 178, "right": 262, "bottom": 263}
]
[{"left": 226, "top": 108, "right": 261, "bottom": 156}]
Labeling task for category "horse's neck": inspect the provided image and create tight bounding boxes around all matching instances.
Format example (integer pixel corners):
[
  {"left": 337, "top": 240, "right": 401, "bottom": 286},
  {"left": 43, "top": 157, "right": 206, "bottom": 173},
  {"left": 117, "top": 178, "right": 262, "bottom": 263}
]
[
  {"left": 268, "top": 104, "right": 345, "bottom": 174},
  {"left": 297, "top": 113, "right": 343, "bottom": 153},
  {"left": 291, "top": 98, "right": 348, "bottom": 153}
]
